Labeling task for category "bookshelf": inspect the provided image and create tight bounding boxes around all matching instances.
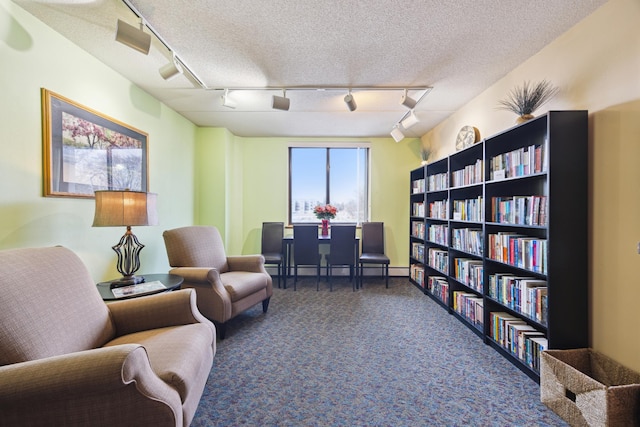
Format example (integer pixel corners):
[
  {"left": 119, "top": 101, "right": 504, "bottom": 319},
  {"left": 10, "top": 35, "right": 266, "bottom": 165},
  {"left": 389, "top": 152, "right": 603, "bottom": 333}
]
[{"left": 408, "top": 111, "right": 588, "bottom": 382}]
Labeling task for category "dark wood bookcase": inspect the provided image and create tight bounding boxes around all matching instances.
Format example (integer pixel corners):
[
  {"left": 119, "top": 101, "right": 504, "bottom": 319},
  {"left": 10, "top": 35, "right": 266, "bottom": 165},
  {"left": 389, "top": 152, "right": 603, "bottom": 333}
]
[{"left": 408, "top": 111, "right": 588, "bottom": 382}]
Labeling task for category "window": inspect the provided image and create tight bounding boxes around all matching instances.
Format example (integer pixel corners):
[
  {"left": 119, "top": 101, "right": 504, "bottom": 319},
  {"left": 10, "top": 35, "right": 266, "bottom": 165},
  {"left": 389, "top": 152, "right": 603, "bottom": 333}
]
[{"left": 289, "top": 146, "right": 369, "bottom": 224}]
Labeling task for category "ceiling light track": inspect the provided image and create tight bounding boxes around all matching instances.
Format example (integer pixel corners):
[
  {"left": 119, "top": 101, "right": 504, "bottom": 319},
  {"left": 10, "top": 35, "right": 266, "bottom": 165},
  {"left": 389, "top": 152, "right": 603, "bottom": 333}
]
[{"left": 119, "top": 0, "right": 208, "bottom": 89}]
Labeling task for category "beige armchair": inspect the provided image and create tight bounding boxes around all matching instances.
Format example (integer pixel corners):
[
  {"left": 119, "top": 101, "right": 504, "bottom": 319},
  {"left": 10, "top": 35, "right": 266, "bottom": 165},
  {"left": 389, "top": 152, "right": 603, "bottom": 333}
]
[
  {"left": 0, "top": 246, "right": 215, "bottom": 427},
  {"left": 163, "top": 226, "right": 273, "bottom": 339}
]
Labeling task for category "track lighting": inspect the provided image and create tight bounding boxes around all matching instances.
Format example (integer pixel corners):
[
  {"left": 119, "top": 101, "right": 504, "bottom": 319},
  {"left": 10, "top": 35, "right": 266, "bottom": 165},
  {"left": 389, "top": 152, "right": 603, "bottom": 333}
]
[
  {"left": 159, "top": 55, "right": 183, "bottom": 80},
  {"left": 272, "top": 89, "right": 290, "bottom": 111},
  {"left": 400, "top": 89, "right": 417, "bottom": 109},
  {"left": 390, "top": 125, "right": 405, "bottom": 143},
  {"left": 401, "top": 111, "right": 420, "bottom": 129},
  {"left": 115, "top": 19, "right": 151, "bottom": 55},
  {"left": 220, "top": 89, "right": 237, "bottom": 109},
  {"left": 344, "top": 91, "right": 357, "bottom": 111}
]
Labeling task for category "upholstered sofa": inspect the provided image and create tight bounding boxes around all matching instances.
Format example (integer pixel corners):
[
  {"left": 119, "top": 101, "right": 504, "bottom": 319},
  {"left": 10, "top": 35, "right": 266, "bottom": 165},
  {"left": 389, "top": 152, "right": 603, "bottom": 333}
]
[{"left": 0, "top": 246, "right": 216, "bottom": 427}]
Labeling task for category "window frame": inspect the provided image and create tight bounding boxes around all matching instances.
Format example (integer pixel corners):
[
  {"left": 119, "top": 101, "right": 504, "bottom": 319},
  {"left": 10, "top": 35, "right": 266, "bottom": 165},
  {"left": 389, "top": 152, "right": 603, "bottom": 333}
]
[{"left": 288, "top": 143, "right": 370, "bottom": 226}]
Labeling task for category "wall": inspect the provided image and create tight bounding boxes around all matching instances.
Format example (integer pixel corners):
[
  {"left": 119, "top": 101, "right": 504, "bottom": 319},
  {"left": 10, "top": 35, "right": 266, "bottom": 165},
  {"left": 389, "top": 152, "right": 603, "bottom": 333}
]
[
  {"left": 0, "top": 0, "right": 197, "bottom": 281},
  {"left": 194, "top": 134, "right": 423, "bottom": 269},
  {"left": 421, "top": 0, "right": 640, "bottom": 371}
]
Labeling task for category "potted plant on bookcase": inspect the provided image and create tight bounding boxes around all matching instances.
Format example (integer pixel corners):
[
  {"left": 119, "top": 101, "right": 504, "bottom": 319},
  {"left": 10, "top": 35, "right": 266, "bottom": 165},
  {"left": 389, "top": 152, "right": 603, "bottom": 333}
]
[
  {"left": 313, "top": 204, "right": 337, "bottom": 236},
  {"left": 497, "top": 80, "right": 559, "bottom": 124}
]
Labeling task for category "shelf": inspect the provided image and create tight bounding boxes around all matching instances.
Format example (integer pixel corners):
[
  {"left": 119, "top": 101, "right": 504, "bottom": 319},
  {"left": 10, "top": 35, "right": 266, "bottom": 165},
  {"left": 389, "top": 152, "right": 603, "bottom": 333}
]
[{"left": 407, "top": 111, "right": 588, "bottom": 383}]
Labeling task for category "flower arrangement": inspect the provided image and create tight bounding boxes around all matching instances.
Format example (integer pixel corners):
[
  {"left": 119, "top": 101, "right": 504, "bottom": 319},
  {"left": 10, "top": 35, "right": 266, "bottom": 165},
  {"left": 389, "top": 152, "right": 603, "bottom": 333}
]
[{"left": 313, "top": 204, "right": 337, "bottom": 220}]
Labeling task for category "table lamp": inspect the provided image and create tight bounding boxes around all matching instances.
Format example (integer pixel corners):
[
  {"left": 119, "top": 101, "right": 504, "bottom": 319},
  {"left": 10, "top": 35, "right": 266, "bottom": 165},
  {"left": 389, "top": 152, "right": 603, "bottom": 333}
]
[{"left": 93, "top": 190, "right": 158, "bottom": 287}]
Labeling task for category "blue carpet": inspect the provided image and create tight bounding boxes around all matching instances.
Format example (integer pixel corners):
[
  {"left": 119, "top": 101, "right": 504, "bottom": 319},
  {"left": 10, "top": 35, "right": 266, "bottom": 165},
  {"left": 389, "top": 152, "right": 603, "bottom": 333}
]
[{"left": 191, "top": 278, "right": 566, "bottom": 426}]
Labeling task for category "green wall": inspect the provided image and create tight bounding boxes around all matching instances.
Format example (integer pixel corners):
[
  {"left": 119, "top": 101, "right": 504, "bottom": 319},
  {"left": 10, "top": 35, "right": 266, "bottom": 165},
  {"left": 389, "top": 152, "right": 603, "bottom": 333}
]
[
  {"left": 0, "top": 0, "right": 197, "bottom": 281},
  {"left": 2, "top": 0, "right": 424, "bottom": 281},
  {"left": 195, "top": 134, "right": 423, "bottom": 270}
]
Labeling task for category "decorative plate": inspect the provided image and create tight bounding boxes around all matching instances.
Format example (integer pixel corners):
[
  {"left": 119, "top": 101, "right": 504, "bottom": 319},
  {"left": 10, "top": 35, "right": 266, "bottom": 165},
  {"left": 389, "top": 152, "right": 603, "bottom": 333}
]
[{"left": 455, "top": 125, "right": 479, "bottom": 151}]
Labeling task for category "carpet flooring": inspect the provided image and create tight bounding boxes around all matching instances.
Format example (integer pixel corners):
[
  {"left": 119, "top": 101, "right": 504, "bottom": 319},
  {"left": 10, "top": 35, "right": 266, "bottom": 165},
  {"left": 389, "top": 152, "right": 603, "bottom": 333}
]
[{"left": 191, "top": 277, "right": 567, "bottom": 426}]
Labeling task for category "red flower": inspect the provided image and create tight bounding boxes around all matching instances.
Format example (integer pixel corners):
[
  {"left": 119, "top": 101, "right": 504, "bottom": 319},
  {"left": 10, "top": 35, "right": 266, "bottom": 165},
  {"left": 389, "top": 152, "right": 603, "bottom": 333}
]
[{"left": 313, "top": 204, "right": 338, "bottom": 220}]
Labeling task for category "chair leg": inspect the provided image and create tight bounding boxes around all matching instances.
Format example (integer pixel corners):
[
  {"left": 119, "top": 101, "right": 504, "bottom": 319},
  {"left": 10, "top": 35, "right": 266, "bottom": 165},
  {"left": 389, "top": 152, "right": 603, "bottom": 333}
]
[
  {"left": 277, "top": 264, "right": 281, "bottom": 289},
  {"left": 214, "top": 322, "right": 226, "bottom": 340},
  {"left": 329, "top": 264, "right": 332, "bottom": 292},
  {"left": 316, "top": 264, "right": 320, "bottom": 291},
  {"left": 262, "top": 297, "right": 270, "bottom": 313},
  {"left": 385, "top": 264, "right": 389, "bottom": 288},
  {"left": 294, "top": 265, "right": 298, "bottom": 291}
]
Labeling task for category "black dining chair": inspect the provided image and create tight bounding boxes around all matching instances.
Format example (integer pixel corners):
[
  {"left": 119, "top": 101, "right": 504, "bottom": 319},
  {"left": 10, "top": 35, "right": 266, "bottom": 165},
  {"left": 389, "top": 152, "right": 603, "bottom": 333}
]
[
  {"left": 358, "top": 222, "right": 390, "bottom": 288},
  {"left": 325, "top": 224, "right": 358, "bottom": 291},
  {"left": 261, "top": 222, "right": 285, "bottom": 289},
  {"left": 293, "top": 224, "right": 321, "bottom": 290}
]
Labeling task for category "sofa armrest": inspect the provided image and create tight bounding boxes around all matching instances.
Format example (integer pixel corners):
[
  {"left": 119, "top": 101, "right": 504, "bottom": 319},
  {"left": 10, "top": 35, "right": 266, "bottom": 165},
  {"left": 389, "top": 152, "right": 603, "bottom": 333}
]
[
  {"left": 227, "top": 254, "right": 266, "bottom": 273},
  {"left": 108, "top": 288, "right": 214, "bottom": 337},
  {"left": 0, "top": 345, "right": 182, "bottom": 426}
]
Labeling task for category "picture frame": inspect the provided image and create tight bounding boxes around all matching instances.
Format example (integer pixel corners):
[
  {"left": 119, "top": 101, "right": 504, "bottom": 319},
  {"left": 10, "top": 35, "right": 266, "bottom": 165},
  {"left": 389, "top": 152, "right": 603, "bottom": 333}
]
[{"left": 41, "top": 88, "right": 149, "bottom": 198}]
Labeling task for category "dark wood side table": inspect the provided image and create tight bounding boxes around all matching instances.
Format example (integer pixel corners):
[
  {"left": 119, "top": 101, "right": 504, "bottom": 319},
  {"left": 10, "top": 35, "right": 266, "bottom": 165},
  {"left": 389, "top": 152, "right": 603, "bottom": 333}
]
[{"left": 97, "top": 273, "right": 183, "bottom": 301}]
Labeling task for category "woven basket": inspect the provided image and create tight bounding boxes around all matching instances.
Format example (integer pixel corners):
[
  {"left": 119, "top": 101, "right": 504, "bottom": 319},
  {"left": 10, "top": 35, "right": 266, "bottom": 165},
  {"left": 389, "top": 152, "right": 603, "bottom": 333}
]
[{"left": 541, "top": 349, "right": 640, "bottom": 426}]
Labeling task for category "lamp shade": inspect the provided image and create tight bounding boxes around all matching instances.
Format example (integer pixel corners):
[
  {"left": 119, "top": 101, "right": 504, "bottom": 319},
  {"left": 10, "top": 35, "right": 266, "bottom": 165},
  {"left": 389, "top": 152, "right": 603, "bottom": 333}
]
[{"left": 93, "top": 190, "right": 158, "bottom": 227}]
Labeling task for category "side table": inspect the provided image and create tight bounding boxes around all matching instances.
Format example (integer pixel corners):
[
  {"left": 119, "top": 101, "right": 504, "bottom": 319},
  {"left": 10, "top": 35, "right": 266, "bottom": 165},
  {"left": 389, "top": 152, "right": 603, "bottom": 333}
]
[{"left": 97, "top": 273, "right": 183, "bottom": 301}]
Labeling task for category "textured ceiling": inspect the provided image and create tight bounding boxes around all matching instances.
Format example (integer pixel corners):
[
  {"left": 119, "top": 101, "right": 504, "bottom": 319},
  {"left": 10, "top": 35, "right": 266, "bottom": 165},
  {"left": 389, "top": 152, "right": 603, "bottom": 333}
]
[{"left": 13, "top": 0, "right": 606, "bottom": 138}]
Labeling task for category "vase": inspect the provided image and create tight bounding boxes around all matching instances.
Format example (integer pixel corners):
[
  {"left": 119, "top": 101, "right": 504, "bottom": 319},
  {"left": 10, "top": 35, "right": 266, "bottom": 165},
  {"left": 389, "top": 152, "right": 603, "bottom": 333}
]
[
  {"left": 516, "top": 114, "right": 535, "bottom": 124},
  {"left": 321, "top": 219, "right": 329, "bottom": 236}
]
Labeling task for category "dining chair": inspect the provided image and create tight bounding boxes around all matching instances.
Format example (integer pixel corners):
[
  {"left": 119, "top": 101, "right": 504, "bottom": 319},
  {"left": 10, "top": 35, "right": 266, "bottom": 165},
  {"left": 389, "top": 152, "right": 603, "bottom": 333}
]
[
  {"left": 261, "top": 221, "right": 285, "bottom": 289},
  {"left": 358, "top": 222, "right": 390, "bottom": 288},
  {"left": 325, "top": 224, "right": 357, "bottom": 291},
  {"left": 292, "top": 224, "right": 321, "bottom": 290}
]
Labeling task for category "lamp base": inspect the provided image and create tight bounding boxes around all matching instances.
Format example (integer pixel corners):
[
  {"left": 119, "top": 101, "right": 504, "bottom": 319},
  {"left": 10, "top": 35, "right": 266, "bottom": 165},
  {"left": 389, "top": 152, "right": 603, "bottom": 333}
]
[{"left": 109, "top": 275, "right": 146, "bottom": 288}]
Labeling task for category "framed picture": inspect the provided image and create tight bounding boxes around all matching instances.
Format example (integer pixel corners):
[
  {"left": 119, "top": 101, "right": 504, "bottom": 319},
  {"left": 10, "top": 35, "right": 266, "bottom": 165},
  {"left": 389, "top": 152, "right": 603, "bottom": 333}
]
[{"left": 41, "top": 88, "right": 149, "bottom": 198}]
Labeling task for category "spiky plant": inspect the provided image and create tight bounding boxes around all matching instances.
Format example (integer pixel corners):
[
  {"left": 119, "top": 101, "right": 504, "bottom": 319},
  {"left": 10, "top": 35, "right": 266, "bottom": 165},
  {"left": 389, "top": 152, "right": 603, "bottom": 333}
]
[{"left": 497, "top": 80, "right": 559, "bottom": 117}]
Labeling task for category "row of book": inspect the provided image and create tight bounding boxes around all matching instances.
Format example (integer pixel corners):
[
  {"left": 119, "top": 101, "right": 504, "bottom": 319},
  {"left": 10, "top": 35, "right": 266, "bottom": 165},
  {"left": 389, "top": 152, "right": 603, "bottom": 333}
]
[
  {"left": 453, "top": 258, "right": 483, "bottom": 293},
  {"left": 427, "top": 275, "right": 449, "bottom": 305},
  {"left": 452, "top": 197, "right": 484, "bottom": 222},
  {"left": 428, "top": 200, "right": 448, "bottom": 219},
  {"left": 412, "top": 178, "right": 425, "bottom": 194},
  {"left": 490, "top": 195, "right": 547, "bottom": 226},
  {"left": 427, "top": 224, "right": 448, "bottom": 246},
  {"left": 410, "top": 264, "right": 425, "bottom": 287},
  {"left": 488, "top": 274, "right": 547, "bottom": 325},
  {"left": 412, "top": 202, "right": 425, "bottom": 217},
  {"left": 487, "top": 233, "right": 547, "bottom": 274},
  {"left": 489, "top": 311, "right": 547, "bottom": 373},
  {"left": 411, "top": 242, "right": 425, "bottom": 263},
  {"left": 451, "top": 159, "right": 483, "bottom": 187},
  {"left": 451, "top": 228, "right": 483, "bottom": 256},
  {"left": 427, "top": 248, "right": 448, "bottom": 274},
  {"left": 489, "top": 143, "right": 546, "bottom": 181},
  {"left": 411, "top": 221, "right": 426, "bottom": 240},
  {"left": 453, "top": 291, "right": 483, "bottom": 330},
  {"left": 428, "top": 172, "right": 448, "bottom": 191}
]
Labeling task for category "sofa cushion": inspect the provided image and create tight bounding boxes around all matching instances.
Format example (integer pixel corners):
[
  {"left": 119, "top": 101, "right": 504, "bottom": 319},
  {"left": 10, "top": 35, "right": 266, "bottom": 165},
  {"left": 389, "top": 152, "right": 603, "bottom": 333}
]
[
  {"left": 0, "top": 247, "right": 115, "bottom": 365},
  {"left": 104, "top": 323, "right": 214, "bottom": 403},
  {"left": 222, "top": 271, "right": 268, "bottom": 301}
]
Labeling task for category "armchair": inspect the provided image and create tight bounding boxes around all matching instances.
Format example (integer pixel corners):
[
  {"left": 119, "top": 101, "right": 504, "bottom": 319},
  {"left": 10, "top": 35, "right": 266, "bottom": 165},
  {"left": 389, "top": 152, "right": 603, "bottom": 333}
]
[
  {"left": 0, "top": 246, "right": 216, "bottom": 427},
  {"left": 163, "top": 226, "right": 273, "bottom": 339}
]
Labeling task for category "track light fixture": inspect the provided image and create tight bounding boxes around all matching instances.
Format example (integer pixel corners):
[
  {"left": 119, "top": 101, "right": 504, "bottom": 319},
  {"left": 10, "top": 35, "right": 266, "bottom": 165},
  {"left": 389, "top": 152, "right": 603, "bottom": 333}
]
[
  {"left": 401, "top": 110, "right": 420, "bottom": 129},
  {"left": 220, "top": 89, "right": 237, "bottom": 109},
  {"left": 272, "top": 89, "right": 290, "bottom": 111},
  {"left": 390, "top": 125, "right": 405, "bottom": 143},
  {"left": 400, "top": 89, "right": 417, "bottom": 109},
  {"left": 115, "top": 18, "right": 151, "bottom": 55},
  {"left": 159, "top": 55, "right": 183, "bottom": 80},
  {"left": 344, "top": 90, "right": 357, "bottom": 111}
]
